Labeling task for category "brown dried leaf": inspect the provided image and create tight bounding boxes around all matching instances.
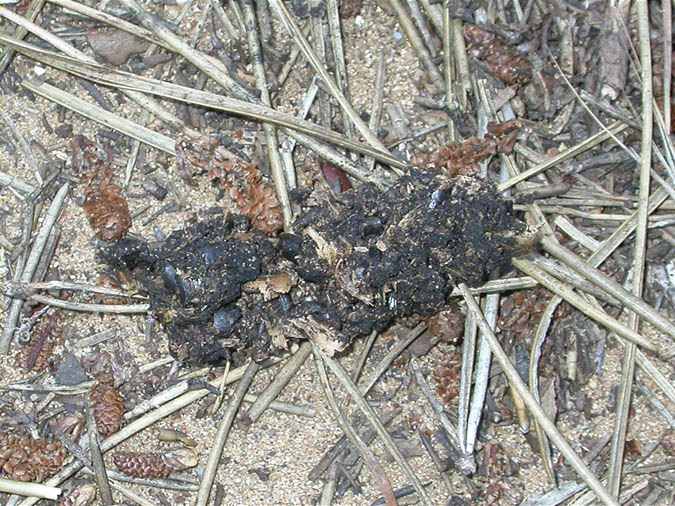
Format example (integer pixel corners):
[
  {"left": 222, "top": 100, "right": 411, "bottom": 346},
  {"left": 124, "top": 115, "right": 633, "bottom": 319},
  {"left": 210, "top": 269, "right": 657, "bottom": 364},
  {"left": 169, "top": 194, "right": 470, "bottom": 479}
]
[{"left": 320, "top": 162, "right": 352, "bottom": 193}]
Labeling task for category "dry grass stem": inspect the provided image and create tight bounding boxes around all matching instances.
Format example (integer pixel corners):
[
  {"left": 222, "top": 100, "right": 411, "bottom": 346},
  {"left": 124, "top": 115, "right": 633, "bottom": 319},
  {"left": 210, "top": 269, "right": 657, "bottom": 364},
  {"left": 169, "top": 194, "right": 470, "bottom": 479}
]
[
  {"left": 389, "top": 0, "right": 444, "bottom": 91},
  {"left": 318, "top": 349, "right": 434, "bottom": 506},
  {"left": 196, "top": 360, "right": 259, "bottom": 506},
  {"left": 540, "top": 237, "right": 675, "bottom": 340},
  {"left": 0, "top": 479, "right": 61, "bottom": 501},
  {"left": 607, "top": 0, "right": 654, "bottom": 495},
  {"left": 513, "top": 258, "right": 655, "bottom": 351},
  {"left": 33, "top": 80, "right": 175, "bottom": 154},
  {"left": 2, "top": 35, "right": 404, "bottom": 169},
  {"left": 241, "top": 0, "right": 292, "bottom": 229},
  {"left": 268, "top": 0, "right": 391, "bottom": 155},
  {"left": 1, "top": 183, "right": 69, "bottom": 353},
  {"left": 314, "top": 347, "right": 397, "bottom": 506},
  {"left": 86, "top": 402, "right": 114, "bottom": 504},
  {"left": 0, "top": 0, "right": 45, "bottom": 74},
  {"left": 244, "top": 341, "right": 312, "bottom": 424},
  {"left": 498, "top": 122, "right": 628, "bottom": 192}
]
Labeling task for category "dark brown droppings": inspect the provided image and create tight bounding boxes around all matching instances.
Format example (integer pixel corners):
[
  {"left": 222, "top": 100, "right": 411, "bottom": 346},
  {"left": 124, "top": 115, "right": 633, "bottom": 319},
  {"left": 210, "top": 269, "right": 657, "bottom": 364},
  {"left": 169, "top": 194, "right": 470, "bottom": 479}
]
[{"left": 103, "top": 172, "right": 523, "bottom": 366}]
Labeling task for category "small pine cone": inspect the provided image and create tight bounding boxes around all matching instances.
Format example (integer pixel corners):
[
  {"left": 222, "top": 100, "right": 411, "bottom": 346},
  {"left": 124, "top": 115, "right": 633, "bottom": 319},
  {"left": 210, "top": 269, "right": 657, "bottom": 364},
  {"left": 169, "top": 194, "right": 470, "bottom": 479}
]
[
  {"left": 90, "top": 375, "right": 125, "bottom": 438},
  {"left": 230, "top": 165, "right": 283, "bottom": 234},
  {"left": 113, "top": 448, "right": 198, "bottom": 479},
  {"left": 0, "top": 433, "right": 66, "bottom": 482},
  {"left": 82, "top": 169, "right": 132, "bottom": 241},
  {"left": 421, "top": 121, "right": 520, "bottom": 176},
  {"left": 113, "top": 452, "right": 171, "bottom": 478}
]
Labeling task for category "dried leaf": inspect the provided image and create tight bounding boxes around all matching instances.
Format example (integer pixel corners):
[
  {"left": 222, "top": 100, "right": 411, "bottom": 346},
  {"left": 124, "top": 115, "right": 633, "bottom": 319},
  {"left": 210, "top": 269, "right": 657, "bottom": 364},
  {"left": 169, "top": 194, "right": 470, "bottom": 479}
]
[{"left": 320, "top": 162, "right": 352, "bottom": 193}]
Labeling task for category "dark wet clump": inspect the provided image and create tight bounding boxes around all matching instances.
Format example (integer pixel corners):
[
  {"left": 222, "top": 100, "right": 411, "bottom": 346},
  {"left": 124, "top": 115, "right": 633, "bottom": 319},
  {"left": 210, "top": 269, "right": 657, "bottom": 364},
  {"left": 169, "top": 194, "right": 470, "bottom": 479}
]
[{"left": 102, "top": 172, "right": 524, "bottom": 366}]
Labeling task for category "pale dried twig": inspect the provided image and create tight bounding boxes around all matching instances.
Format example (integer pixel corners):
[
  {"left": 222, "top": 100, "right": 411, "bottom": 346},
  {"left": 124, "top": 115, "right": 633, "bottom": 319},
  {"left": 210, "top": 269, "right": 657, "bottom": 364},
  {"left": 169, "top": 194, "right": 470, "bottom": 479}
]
[
  {"left": 0, "top": 479, "right": 61, "bottom": 501},
  {"left": 243, "top": 341, "right": 312, "bottom": 424},
  {"left": 196, "top": 360, "right": 259, "bottom": 506},
  {"left": 1, "top": 183, "right": 69, "bottom": 354},
  {"left": 607, "top": 0, "right": 653, "bottom": 495}
]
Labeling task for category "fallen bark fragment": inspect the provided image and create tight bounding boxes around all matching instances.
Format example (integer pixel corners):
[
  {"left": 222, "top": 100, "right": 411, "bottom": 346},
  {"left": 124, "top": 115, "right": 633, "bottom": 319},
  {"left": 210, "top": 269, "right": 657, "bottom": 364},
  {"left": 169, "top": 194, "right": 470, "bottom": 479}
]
[{"left": 102, "top": 171, "right": 523, "bottom": 365}]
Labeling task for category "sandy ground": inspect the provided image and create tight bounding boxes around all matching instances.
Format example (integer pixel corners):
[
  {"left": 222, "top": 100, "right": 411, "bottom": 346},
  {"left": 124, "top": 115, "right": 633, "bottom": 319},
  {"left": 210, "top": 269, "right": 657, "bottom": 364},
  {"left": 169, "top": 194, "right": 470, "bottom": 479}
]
[{"left": 0, "top": 0, "right": 674, "bottom": 505}]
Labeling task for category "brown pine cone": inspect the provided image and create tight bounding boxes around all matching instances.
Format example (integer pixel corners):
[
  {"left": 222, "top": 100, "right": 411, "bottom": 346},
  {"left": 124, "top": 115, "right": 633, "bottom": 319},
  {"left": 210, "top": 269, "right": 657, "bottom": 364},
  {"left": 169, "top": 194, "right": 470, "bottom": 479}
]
[
  {"left": 418, "top": 121, "right": 520, "bottom": 176},
  {"left": 113, "top": 448, "right": 198, "bottom": 478},
  {"left": 192, "top": 134, "right": 283, "bottom": 235},
  {"left": 16, "top": 337, "right": 56, "bottom": 372},
  {"left": 90, "top": 374, "right": 125, "bottom": 438},
  {"left": 82, "top": 168, "right": 132, "bottom": 241},
  {"left": 0, "top": 433, "right": 66, "bottom": 482},
  {"left": 113, "top": 452, "right": 171, "bottom": 478}
]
